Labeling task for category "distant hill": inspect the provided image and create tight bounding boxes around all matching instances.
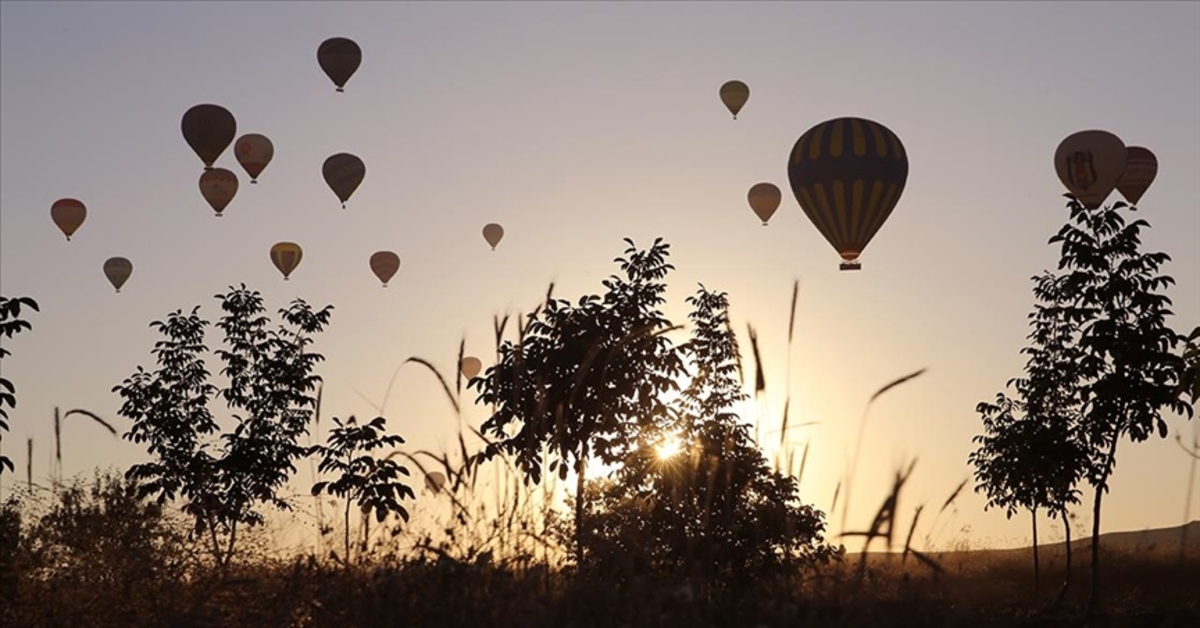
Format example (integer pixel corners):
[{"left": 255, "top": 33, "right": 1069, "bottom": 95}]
[{"left": 857, "top": 520, "right": 1200, "bottom": 564}]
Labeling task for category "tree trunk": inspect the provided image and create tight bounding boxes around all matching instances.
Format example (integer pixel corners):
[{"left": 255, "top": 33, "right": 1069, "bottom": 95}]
[
  {"left": 1089, "top": 437, "right": 1119, "bottom": 612},
  {"left": 1031, "top": 507, "right": 1040, "bottom": 591},
  {"left": 344, "top": 498, "right": 352, "bottom": 567},
  {"left": 1063, "top": 508, "right": 1072, "bottom": 591},
  {"left": 575, "top": 449, "right": 587, "bottom": 568}
]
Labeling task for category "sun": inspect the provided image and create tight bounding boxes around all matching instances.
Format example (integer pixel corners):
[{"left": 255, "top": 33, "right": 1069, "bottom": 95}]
[{"left": 656, "top": 432, "right": 683, "bottom": 460}]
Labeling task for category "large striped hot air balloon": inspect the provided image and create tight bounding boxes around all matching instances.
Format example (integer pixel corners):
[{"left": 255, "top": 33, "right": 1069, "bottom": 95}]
[
  {"left": 322, "top": 153, "right": 365, "bottom": 208},
  {"left": 787, "top": 117, "right": 909, "bottom": 271},
  {"left": 270, "top": 242, "right": 303, "bottom": 280},
  {"left": 181, "top": 104, "right": 236, "bottom": 170}
]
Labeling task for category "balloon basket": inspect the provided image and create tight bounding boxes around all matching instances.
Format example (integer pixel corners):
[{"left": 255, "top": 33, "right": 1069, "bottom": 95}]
[
  {"left": 215, "top": 213, "right": 223, "bottom": 218},
  {"left": 336, "top": 87, "right": 345, "bottom": 93},
  {"left": 839, "top": 261, "right": 862, "bottom": 272},
  {"left": 251, "top": 180, "right": 258, "bottom": 185}
]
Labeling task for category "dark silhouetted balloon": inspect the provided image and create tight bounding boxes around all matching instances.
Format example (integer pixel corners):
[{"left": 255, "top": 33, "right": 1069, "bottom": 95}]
[
  {"left": 104, "top": 257, "right": 132, "bottom": 293},
  {"left": 199, "top": 168, "right": 239, "bottom": 217},
  {"left": 181, "top": 104, "right": 236, "bottom": 170},
  {"left": 318, "top": 37, "right": 362, "bottom": 92},
  {"left": 271, "top": 242, "right": 303, "bottom": 280},
  {"left": 1054, "top": 130, "right": 1126, "bottom": 210},
  {"left": 747, "top": 183, "right": 781, "bottom": 226},
  {"left": 482, "top": 223, "right": 504, "bottom": 250},
  {"left": 720, "top": 81, "right": 749, "bottom": 119},
  {"left": 1115, "top": 146, "right": 1157, "bottom": 207},
  {"left": 787, "top": 117, "right": 909, "bottom": 271},
  {"left": 370, "top": 251, "right": 400, "bottom": 287},
  {"left": 51, "top": 198, "right": 86, "bottom": 241},
  {"left": 235, "top": 134, "right": 274, "bottom": 183},
  {"left": 323, "top": 153, "right": 365, "bottom": 208}
]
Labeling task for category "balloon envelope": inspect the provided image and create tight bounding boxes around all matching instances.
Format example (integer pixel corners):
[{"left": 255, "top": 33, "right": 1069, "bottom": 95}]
[
  {"left": 747, "top": 183, "right": 781, "bottom": 225},
  {"left": 1115, "top": 146, "right": 1157, "bottom": 206},
  {"left": 460, "top": 356, "right": 482, "bottom": 379},
  {"left": 787, "top": 117, "right": 909, "bottom": 271},
  {"left": 425, "top": 472, "right": 446, "bottom": 494},
  {"left": 482, "top": 223, "right": 504, "bottom": 250},
  {"left": 199, "top": 168, "right": 239, "bottom": 216},
  {"left": 370, "top": 251, "right": 401, "bottom": 287},
  {"left": 318, "top": 37, "right": 362, "bottom": 92},
  {"left": 103, "top": 257, "right": 132, "bottom": 293},
  {"left": 323, "top": 153, "right": 365, "bottom": 208},
  {"left": 181, "top": 104, "right": 236, "bottom": 169},
  {"left": 270, "top": 242, "right": 303, "bottom": 280},
  {"left": 719, "top": 81, "right": 750, "bottom": 119},
  {"left": 235, "top": 134, "right": 274, "bottom": 183},
  {"left": 1054, "top": 130, "right": 1127, "bottom": 210},
  {"left": 51, "top": 198, "right": 86, "bottom": 240}
]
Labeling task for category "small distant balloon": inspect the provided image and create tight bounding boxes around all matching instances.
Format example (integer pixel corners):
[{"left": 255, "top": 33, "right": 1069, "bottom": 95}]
[
  {"left": 370, "top": 251, "right": 401, "bottom": 287},
  {"left": 1054, "top": 130, "right": 1127, "bottom": 210},
  {"left": 181, "top": 104, "right": 236, "bottom": 170},
  {"left": 747, "top": 183, "right": 781, "bottom": 226},
  {"left": 719, "top": 80, "right": 750, "bottom": 119},
  {"left": 323, "top": 153, "right": 365, "bottom": 208},
  {"left": 235, "top": 134, "right": 274, "bottom": 183},
  {"left": 1115, "top": 146, "right": 1157, "bottom": 207},
  {"left": 270, "top": 242, "right": 303, "bottom": 280},
  {"left": 103, "top": 257, "right": 132, "bottom": 293},
  {"left": 51, "top": 198, "right": 86, "bottom": 241},
  {"left": 318, "top": 37, "right": 362, "bottom": 92},
  {"left": 425, "top": 472, "right": 446, "bottom": 494},
  {"left": 199, "top": 168, "right": 239, "bottom": 217},
  {"left": 460, "top": 356, "right": 482, "bottom": 380},
  {"left": 482, "top": 223, "right": 504, "bottom": 250}
]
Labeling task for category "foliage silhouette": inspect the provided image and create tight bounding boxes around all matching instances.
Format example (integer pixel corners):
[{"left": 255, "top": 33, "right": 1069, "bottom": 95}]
[
  {"left": 1041, "top": 197, "right": 1192, "bottom": 608},
  {"left": 471, "top": 237, "right": 686, "bottom": 566},
  {"left": 0, "top": 296, "right": 39, "bottom": 477},
  {"left": 113, "top": 284, "right": 332, "bottom": 569},
  {"left": 311, "top": 415, "right": 414, "bottom": 565},
  {"left": 571, "top": 285, "right": 839, "bottom": 586},
  {"left": 970, "top": 271, "right": 1089, "bottom": 594}
]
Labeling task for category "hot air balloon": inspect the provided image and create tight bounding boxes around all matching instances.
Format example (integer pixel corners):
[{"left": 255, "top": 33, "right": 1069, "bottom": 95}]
[
  {"left": 199, "top": 168, "right": 239, "bottom": 217},
  {"left": 51, "top": 198, "right": 86, "bottom": 241},
  {"left": 270, "top": 242, "right": 303, "bottom": 280},
  {"left": 1115, "top": 146, "right": 1157, "bottom": 207},
  {"left": 103, "top": 257, "right": 132, "bottom": 293},
  {"left": 482, "top": 223, "right": 504, "bottom": 250},
  {"left": 322, "top": 153, "right": 365, "bottom": 208},
  {"left": 234, "top": 134, "right": 274, "bottom": 183},
  {"left": 181, "top": 104, "right": 236, "bottom": 170},
  {"left": 370, "top": 251, "right": 400, "bottom": 287},
  {"left": 460, "top": 356, "right": 482, "bottom": 379},
  {"left": 719, "top": 81, "right": 750, "bottom": 119},
  {"left": 425, "top": 472, "right": 447, "bottom": 494},
  {"left": 747, "top": 183, "right": 781, "bottom": 226},
  {"left": 787, "top": 117, "right": 909, "bottom": 271},
  {"left": 318, "top": 37, "right": 362, "bottom": 92},
  {"left": 1054, "top": 130, "right": 1127, "bottom": 210}
]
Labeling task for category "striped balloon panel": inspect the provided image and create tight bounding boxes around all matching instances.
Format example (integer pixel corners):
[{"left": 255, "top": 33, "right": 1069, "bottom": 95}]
[{"left": 787, "top": 117, "right": 908, "bottom": 261}]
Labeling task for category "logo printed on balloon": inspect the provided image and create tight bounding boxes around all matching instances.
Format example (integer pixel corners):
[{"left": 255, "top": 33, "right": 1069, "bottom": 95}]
[{"left": 1067, "top": 151, "right": 1097, "bottom": 191}]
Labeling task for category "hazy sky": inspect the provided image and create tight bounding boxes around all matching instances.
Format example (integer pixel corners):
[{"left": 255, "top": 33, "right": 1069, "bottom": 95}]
[{"left": 2, "top": 1, "right": 1198, "bottom": 551}]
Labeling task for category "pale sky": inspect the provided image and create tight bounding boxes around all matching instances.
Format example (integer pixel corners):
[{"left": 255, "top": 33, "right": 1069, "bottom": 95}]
[{"left": 2, "top": 1, "right": 1198, "bottom": 552}]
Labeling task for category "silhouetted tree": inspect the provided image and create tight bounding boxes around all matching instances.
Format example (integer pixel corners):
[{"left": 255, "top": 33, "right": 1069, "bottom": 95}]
[
  {"left": 113, "top": 285, "right": 333, "bottom": 568},
  {"left": 1046, "top": 197, "right": 1194, "bottom": 608},
  {"left": 472, "top": 238, "right": 686, "bottom": 566},
  {"left": 311, "top": 415, "right": 414, "bottom": 565},
  {"left": 0, "top": 296, "right": 39, "bottom": 477},
  {"left": 575, "top": 285, "right": 837, "bottom": 585}
]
